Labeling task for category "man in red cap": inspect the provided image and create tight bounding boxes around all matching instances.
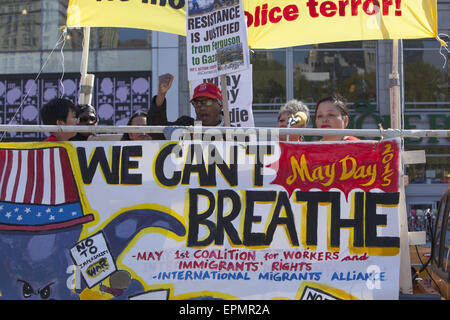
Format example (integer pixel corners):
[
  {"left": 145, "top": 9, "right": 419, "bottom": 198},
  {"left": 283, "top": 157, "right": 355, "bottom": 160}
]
[
  {"left": 189, "top": 82, "right": 223, "bottom": 126},
  {"left": 148, "top": 74, "right": 224, "bottom": 128}
]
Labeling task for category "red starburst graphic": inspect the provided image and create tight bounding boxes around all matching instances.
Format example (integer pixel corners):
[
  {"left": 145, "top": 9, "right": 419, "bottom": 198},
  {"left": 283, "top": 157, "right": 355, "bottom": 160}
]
[{"left": 266, "top": 140, "right": 400, "bottom": 199}]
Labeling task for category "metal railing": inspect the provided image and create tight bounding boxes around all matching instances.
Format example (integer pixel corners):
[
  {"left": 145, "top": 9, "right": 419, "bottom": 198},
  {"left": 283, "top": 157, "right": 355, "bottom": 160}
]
[{"left": 0, "top": 125, "right": 448, "bottom": 139}]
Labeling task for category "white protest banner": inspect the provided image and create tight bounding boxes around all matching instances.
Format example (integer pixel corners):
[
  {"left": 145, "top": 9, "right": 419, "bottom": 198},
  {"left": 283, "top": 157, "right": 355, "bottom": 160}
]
[
  {"left": 187, "top": 0, "right": 250, "bottom": 80},
  {"left": 190, "top": 65, "right": 254, "bottom": 127},
  {"left": 0, "top": 139, "right": 401, "bottom": 300}
]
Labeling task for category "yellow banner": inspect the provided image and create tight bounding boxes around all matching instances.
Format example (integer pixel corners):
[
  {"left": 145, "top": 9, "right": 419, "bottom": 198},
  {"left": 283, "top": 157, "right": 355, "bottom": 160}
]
[{"left": 67, "top": 0, "right": 437, "bottom": 49}]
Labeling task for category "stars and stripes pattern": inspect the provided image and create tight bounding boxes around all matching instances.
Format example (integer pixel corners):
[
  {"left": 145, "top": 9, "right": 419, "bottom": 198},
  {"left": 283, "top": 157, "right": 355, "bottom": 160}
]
[{"left": 0, "top": 147, "right": 93, "bottom": 231}]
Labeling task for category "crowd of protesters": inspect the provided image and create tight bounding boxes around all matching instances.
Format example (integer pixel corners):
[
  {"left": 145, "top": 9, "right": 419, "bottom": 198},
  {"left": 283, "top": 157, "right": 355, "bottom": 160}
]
[{"left": 40, "top": 73, "right": 359, "bottom": 142}]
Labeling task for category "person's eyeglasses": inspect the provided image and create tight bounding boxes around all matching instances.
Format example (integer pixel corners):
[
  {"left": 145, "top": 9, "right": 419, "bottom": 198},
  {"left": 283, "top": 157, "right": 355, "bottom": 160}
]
[
  {"left": 79, "top": 115, "right": 97, "bottom": 123},
  {"left": 192, "top": 98, "right": 215, "bottom": 108}
]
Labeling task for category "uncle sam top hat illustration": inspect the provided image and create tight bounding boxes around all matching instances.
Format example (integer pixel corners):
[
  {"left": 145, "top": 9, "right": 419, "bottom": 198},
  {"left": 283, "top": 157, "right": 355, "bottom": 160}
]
[{"left": 0, "top": 145, "right": 94, "bottom": 231}]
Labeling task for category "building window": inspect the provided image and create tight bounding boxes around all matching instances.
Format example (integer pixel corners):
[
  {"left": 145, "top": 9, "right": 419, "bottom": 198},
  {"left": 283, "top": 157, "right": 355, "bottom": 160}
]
[
  {"left": 404, "top": 37, "right": 450, "bottom": 108},
  {"left": 293, "top": 41, "right": 376, "bottom": 106},
  {"left": 95, "top": 28, "right": 151, "bottom": 49},
  {"left": 250, "top": 50, "right": 286, "bottom": 110},
  {"left": 403, "top": 36, "right": 450, "bottom": 185},
  {"left": 0, "top": 0, "right": 41, "bottom": 51},
  {"left": 250, "top": 41, "right": 377, "bottom": 112},
  {"left": 65, "top": 28, "right": 151, "bottom": 50},
  {"left": 406, "top": 154, "right": 450, "bottom": 184}
]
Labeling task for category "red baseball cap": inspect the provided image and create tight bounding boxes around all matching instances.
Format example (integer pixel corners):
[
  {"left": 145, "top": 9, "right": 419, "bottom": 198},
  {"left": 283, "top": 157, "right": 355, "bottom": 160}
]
[{"left": 190, "top": 82, "right": 222, "bottom": 102}]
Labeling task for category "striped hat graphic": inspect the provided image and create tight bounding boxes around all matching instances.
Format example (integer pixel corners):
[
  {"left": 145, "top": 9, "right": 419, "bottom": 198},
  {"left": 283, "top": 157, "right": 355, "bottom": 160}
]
[{"left": 0, "top": 146, "right": 94, "bottom": 231}]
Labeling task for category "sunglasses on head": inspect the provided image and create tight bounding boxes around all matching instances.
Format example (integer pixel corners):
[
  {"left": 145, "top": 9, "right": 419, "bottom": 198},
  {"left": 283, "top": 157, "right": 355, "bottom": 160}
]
[{"left": 79, "top": 115, "right": 97, "bottom": 123}]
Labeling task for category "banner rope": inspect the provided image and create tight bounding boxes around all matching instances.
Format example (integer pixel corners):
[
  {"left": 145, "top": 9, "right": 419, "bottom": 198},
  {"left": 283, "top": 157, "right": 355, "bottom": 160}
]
[
  {"left": 436, "top": 34, "right": 449, "bottom": 69},
  {"left": 59, "top": 27, "right": 68, "bottom": 98},
  {"left": 0, "top": 28, "right": 68, "bottom": 142}
]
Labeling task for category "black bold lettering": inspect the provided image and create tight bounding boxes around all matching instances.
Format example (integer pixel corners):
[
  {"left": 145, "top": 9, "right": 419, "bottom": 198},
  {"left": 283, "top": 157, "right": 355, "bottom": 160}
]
[
  {"left": 207, "top": 145, "right": 238, "bottom": 187},
  {"left": 182, "top": 144, "right": 214, "bottom": 186},
  {"left": 187, "top": 188, "right": 216, "bottom": 247},
  {"left": 245, "top": 144, "right": 274, "bottom": 186},
  {"left": 329, "top": 191, "right": 364, "bottom": 248},
  {"left": 265, "top": 191, "right": 299, "bottom": 246},
  {"left": 216, "top": 189, "right": 242, "bottom": 245},
  {"left": 365, "top": 192, "right": 400, "bottom": 248},
  {"left": 295, "top": 191, "right": 340, "bottom": 246},
  {"left": 77, "top": 146, "right": 120, "bottom": 184},
  {"left": 120, "top": 145, "right": 142, "bottom": 185},
  {"left": 243, "top": 191, "right": 276, "bottom": 246},
  {"left": 154, "top": 143, "right": 182, "bottom": 187},
  {"left": 168, "top": 0, "right": 184, "bottom": 9}
]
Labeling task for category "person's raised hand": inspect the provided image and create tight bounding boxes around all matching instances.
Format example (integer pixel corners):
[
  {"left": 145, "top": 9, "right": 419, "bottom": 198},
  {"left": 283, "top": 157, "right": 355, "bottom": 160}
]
[
  {"left": 155, "top": 73, "right": 174, "bottom": 107},
  {"left": 158, "top": 73, "right": 174, "bottom": 95}
]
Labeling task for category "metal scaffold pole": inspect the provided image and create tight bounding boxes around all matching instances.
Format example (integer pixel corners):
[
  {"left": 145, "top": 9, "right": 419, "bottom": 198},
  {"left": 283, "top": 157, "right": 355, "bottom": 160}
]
[
  {"left": 390, "top": 39, "right": 413, "bottom": 295},
  {"left": 78, "top": 27, "right": 95, "bottom": 106}
]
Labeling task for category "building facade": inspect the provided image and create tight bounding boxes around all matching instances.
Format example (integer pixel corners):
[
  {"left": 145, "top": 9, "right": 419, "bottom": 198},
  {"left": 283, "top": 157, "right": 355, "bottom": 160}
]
[{"left": 0, "top": 0, "right": 449, "bottom": 214}]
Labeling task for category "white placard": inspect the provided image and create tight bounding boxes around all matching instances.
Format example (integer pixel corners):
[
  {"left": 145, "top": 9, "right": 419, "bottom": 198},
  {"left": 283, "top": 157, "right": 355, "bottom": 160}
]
[
  {"left": 190, "top": 66, "right": 254, "bottom": 127},
  {"left": 70, "top": 232, "right": 117, "bottom": 288},
  {"left": 186, "top": 0, "right": 250, "bottom": 81}
]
